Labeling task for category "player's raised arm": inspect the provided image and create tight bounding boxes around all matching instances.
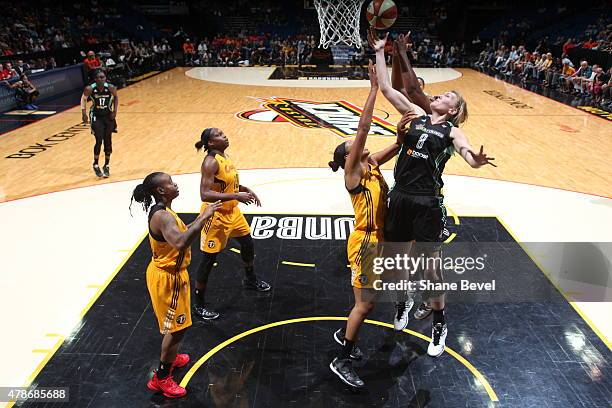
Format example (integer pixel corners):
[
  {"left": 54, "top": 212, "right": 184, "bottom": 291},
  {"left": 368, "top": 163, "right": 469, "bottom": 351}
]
[
  {"left": 368, "top": 28, "right": 426, "bottom": 116},
  {"left": 395, "top": 33, "right": 432, "bottom": 114},
  {"left": 344, "top": 60, "right": 378, "bottom": 190}
]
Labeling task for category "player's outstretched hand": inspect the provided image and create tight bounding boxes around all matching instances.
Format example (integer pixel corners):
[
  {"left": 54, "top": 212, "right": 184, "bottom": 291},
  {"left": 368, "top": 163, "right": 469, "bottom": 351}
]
[
  {"left": 468, "top": 145, "right": 497, "bottom": 167},
  {"left": 202, "top": 200, "right": 222, "bottom": 219},
  {"left": 236, "top": 192, "right": 256, "bottom": 204},
  {"left": 250, "top": 191, "right": 262, "bottom": 207},
  {"left": 396, "top": 110, "right": 419, "bottom": 144},
  {"left": 367, "top": 28, "right": 388, "bottom": 52},
  {"left": 367, "top": 60, "right": 377, "bottom": 88}
]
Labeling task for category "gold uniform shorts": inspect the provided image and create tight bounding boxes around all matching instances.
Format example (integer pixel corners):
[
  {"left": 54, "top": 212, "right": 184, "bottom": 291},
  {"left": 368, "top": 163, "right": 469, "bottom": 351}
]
[
  {"left": 347, "top": 230, "right": 383, "bottom": 289},
  {"left": 200, "top": 204, "right": 250, "bottom": 253},
  {"left": 146, "top": 264, "right": 192, "bottom": 334}
]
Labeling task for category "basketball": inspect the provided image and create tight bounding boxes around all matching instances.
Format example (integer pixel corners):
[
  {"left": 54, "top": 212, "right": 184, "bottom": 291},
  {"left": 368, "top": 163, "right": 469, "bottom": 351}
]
[{"left": 366, "top": 0, "right": 398, "bottom": 30}]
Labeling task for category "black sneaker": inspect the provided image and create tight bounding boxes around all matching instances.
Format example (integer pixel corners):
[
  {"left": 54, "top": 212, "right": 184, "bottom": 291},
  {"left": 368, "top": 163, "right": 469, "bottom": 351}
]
[
  {"left": 329, "top": 357, "right": 364, "bottom": 388},
  {"left": 333, "top": 328, "right": 363, "bottom": 360},
  {"left": 413, "top": 302, "right": 433, "bottom": 320},
  {"left": 192, "top": 305, "right": 220, "bottom": 320},
  {"left": 93, "top": 164, "right": 103, "bottom": 177},
  {"left": 102, "top": 165, "right": 110, "bottom": 178},
  {"left": 242, "top": 277, "right": 271, "bottom": 292}
]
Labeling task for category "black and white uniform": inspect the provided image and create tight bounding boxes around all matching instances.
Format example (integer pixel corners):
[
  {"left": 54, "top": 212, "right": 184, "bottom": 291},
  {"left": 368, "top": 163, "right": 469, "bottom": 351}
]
[
  {"left": 385, "top": 115, "right": 454, "bottom": 244},
  {"left": 89, "top": 82, "right": 116, "bottom": 155}
]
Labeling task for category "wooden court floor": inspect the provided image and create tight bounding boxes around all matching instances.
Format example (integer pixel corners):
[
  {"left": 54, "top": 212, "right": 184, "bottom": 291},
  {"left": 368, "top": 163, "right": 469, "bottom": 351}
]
[{"left": 0, "top": 67, "right": 610, "bottom": 203}]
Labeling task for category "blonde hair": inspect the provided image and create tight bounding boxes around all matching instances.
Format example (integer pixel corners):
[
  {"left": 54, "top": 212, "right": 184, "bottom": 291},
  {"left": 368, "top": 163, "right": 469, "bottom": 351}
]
[{"left": 449, "top": 90, "right": 468, "bottom": 126}]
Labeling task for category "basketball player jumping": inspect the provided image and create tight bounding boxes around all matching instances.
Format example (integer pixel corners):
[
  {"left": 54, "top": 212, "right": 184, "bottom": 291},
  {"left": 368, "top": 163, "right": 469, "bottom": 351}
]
[
  {"left": 192, "top": 128, "right": 271, "bottom": 321},
  {"left": 328, "top": 61, "right": 418, "bottom": 388},
  {"left": 130, "top": 172, "right": 222, "bottom": 398},
  {"left": 81, "top": 70, "right": 118, "bottom": 178},
  {"left": 369, "top": 29, "right": 496, "bottom": 357}
]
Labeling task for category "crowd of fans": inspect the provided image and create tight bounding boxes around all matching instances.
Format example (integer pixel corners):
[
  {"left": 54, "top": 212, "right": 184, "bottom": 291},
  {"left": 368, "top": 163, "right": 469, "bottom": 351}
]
[
  {"left": 473, "top": 13, "right": 612, "bottom": 112},
  {"left": 0, "top": 1, "right": 120, "bottom": 57},
  {"left": 180, "top": 34, "right": 320, "bottom": 66},
  {"left": 178, "top": 32, "right": 466, "bottom": 68},
  {"left": 475, "top": 46, "right": 611, "bottom": 105}
]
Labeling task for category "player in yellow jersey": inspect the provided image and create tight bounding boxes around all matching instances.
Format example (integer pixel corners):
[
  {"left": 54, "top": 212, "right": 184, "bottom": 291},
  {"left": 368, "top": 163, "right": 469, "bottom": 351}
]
[
  {"left": 192, "top": 128, "right": 272, "bottom": 321},
  {"left": 328, "top": 61, "right": 417, "bottom": 389},
  {"left": 130, "top": 172, "right": 221, "bottom": 398}
]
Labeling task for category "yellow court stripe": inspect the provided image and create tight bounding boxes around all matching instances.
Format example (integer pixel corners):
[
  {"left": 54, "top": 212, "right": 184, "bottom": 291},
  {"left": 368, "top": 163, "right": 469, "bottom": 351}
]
[
  {"left": 281, "top": 261, "right": 316, "bottom": 268},
  {"left": 7, "top": 230, "right": 148, "bottom": 408},
  {"left": 26, "top": 336, "right": 64, "bottom": 383},
  {"left": 444, "top": 232, "right": 457, "bottom": 244},
  {"left": 446, "top": 206, "right": 461, "bottom": 225},
  {"left": 179, "top": 316, "right": 498, "bottom": 402},
  {"left": 79, "top": 231, "right": 148, "bottom": 320},
  {"left": 496, "top": 216, "right": 611, "bottom": 350}
]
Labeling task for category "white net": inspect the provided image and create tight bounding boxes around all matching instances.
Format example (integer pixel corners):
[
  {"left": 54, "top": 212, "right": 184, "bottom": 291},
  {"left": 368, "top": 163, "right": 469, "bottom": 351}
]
[{"left": 314, "top": 0, "right": 366, "bottom": 49}]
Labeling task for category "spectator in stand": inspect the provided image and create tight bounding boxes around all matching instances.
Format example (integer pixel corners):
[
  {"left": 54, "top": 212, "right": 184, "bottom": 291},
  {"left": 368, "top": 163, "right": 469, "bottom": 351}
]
[
  {"left": 601, "top": 67, "right": 612, "bottom": 107},
  {"left": 562, "top": 38, "right": 577, "bottom": 55},
  {"left": 590, "top": 66, "right": 608, "bottom": 102},
  {"left": 535, "top": 53, "right": 553, "bottom": 80},
  {"left": 182, "top": 39, "right": 196, "bottom": 66},
  {"left": 2, "top": 73, "right": 40, "bottom": 109},
  {"left": 46, "top": 57, "right": 57, "bottom": 70},
  {"left": 1, "top": 62, "right": 17, "bottom": 80},
  {"left": 570, "top": 60, "right": 593, "bottom": 94},
  {"left": 83, "top": 51, "right": 102, "bottom": 77},
  {"left": 521, "top": 52, "right": 539, "bottom": 78},
  {"left": 583, "top": 64, "right": 600, "bottom": 95},
  {"left": 543, "top": 57, "right": 561, "bottom": 87},
  {"left": 197, "top": 39, "right": 208, "bottom": 65},
  {"left": 14, "top": 60, "right": 30, "bottom": 76},
  {"left": 558, "top": 58, "right": 576, "bottom": 93},
  {"left": 582, "top": 37, "right": 598, "bottom": 49},
  {"left": 501, "top": 45, "right": 519, "bottom": 73}
]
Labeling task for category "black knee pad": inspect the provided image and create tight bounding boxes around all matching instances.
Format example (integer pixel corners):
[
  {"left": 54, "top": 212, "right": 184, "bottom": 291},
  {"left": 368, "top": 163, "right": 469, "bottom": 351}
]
[
  {"left": 196, "top": 252, "right": 217, "bottom": 283},
  {"left": 236, "top": 235, "right": 254, "bottom": 262}
]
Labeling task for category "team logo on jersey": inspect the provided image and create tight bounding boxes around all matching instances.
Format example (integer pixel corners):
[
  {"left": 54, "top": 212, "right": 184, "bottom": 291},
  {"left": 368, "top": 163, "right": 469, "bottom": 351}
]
[
  {"left": 176, "top": 314, "right": 186, "bottom": 324},
  {"left": 237, "top": 97, "right": 396, "bottom": 138},
  {"left": 406, "top": 149, "right": 429, "bottom": 159},
  {"left": 208, "top": 240, "right": 216, "bottom": 248}
]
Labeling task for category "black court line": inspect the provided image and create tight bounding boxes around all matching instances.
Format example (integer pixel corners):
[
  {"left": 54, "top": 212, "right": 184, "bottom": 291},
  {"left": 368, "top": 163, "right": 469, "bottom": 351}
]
[{"left": 22, "top": 215, "right": 611, "bottom": 408}]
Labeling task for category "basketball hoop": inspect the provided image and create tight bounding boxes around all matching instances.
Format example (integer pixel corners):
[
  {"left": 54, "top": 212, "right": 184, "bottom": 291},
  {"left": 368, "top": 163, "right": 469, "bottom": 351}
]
[{"left": 314, "top": 0, "right": 366, "bottom": 49}]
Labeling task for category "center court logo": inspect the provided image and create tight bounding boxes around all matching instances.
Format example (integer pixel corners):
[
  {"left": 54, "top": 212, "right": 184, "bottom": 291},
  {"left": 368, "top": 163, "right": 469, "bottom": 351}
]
[{"left": 237, "top": 97, "right": 396, "bottom": 138}]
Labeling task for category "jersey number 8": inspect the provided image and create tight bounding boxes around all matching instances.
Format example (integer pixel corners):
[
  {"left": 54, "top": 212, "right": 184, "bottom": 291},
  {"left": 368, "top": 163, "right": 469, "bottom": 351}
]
[{"left": 417, "top": 133, "right": 429, "bottom": 149}]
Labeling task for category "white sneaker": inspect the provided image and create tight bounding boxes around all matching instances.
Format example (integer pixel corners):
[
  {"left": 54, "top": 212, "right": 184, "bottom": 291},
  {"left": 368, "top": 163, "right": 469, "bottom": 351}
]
[
  {"left": 393, "top": 297, "right": 414, "bottom": 331},
  {"left": 427, "top": 323, "right": 447, "bottom": 357}
]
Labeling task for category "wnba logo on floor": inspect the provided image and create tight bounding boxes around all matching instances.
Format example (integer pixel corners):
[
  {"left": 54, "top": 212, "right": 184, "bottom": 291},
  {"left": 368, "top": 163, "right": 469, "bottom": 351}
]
[
  {"left": 237, "top": 97, "right": 396, "bottom": 137},
  {"left": 250, "top": 215, "right": 354, "bottom": 240}
]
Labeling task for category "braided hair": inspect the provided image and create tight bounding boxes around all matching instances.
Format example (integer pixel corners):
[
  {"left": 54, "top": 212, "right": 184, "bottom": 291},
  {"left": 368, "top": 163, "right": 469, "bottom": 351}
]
[
  {"left": 129, "top": 172, "right": 164, "bottom": 214},
  {"left": 195, "top": 128, "right": 214, "bottom": 151},
  {"left": 328, "top": 142, "right": 348, "bottom": 172}
]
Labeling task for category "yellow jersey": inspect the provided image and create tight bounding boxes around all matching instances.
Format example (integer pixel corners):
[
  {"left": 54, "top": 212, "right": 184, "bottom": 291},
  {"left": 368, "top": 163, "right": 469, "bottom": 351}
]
[
  {"left": 148, "top": 205, "right": 191, "bottom": 272},
  {"left": 209, "top": 152, "right": 239, "bottom": 211},
  {"left": 349, "top": 165, "right": 388, "bottom": 233}
]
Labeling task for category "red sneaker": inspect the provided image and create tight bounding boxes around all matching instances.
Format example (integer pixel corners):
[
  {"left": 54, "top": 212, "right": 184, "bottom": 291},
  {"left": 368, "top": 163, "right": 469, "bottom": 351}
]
[
  {"left": 172, "top": 353, "right": 190, "bottom": 369},
  {"left": 147, "top": 373, "right": 187, "bottom": 398}
]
